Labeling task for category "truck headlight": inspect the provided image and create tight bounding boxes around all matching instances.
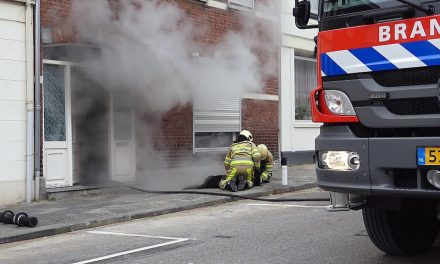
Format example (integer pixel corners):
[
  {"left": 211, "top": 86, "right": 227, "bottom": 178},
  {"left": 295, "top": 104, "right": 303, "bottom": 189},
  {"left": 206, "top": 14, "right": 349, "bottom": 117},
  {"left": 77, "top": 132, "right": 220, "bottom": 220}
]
[
  {"left": 319, "top": 151, "right": 360, "bottom": 171},
  {"left": 324, "top": 90, "right": 356, "bottom": 116}
]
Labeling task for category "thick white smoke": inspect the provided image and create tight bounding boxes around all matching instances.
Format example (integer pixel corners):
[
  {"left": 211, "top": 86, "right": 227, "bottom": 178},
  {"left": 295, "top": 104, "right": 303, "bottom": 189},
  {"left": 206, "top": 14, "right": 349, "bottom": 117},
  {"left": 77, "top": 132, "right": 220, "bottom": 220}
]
[
  {"left": 71, "top": 0, "right": 277, "bottom": 112},
  {"left": 68, "top": 0, "right": 279, "bottom": 189}
]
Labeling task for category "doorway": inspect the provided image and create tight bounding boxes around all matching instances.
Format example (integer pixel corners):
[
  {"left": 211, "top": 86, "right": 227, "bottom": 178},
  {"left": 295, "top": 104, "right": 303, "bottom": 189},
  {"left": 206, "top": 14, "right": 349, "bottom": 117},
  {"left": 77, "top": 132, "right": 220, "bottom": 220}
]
[
  {"left": 43, "top": 61, "right": 73, "bottom": 188},
  {"left": 71, "top": 68, "right": 110, "bottom": 185},
  {"left": 43, "top": 62, "right": 136, "bottom": 188},
  {"left": 109, "top": 90, "right": 136, "bottom": 182}
]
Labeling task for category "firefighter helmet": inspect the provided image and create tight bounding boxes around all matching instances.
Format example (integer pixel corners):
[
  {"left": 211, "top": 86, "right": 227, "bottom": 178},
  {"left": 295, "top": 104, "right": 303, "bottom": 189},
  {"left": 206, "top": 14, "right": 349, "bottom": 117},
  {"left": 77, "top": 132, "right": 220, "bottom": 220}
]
[
  {"left": 240, "top": 130, "right": 253, "bottom": 142},
  {"left": 257, "top": 144, "right": 268, "bottom": 160}
]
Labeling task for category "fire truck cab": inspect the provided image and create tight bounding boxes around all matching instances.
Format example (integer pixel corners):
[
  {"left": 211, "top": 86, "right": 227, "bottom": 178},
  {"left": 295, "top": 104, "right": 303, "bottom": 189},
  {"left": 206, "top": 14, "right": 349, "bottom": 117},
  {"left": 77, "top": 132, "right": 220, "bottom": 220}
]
[{"left": 293, "top": 0, "right": 440, "bottom": 256}]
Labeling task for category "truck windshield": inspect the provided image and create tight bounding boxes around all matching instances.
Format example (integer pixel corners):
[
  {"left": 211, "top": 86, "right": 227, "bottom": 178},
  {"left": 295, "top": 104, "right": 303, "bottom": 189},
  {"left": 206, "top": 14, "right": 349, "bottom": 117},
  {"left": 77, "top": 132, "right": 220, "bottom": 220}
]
[{"left": 322, "top": 0, "right": 405, "bottom": 17}]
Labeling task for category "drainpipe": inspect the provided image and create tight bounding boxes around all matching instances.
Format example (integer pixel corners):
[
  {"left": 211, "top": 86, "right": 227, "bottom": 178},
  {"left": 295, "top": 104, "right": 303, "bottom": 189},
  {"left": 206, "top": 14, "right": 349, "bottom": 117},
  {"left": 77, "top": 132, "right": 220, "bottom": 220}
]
[
  {"left": 34, "top": 0, "right": 41, "bottom": 201},
  {"left": 25, "top": 0, "right": 35, "bottom": 202}
]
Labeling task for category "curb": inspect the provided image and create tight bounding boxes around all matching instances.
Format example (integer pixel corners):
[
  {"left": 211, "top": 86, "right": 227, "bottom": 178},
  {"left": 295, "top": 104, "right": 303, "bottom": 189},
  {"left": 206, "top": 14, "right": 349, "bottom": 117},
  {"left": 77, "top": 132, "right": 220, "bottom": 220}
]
[{"left": 0, "top": 183, "right": 317, "bottom": 245}]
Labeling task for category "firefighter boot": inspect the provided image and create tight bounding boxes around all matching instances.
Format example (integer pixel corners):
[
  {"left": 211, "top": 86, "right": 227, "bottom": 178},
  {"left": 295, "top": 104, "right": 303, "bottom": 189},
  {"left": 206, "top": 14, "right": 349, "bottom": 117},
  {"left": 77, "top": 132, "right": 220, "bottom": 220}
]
[
  {"left": 227, "top": 180, "right": 238, "bottom": 192},
  {"left": 237, "top": 175, "right": 246, "bottom": 191}
]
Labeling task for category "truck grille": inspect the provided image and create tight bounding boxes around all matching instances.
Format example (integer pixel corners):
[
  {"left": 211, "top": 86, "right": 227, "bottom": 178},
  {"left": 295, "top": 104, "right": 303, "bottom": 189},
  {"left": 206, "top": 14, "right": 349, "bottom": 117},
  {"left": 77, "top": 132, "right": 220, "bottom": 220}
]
[
  {"left": 384, "top": 97, "right": 440, "bottom": 115},
  {"left": 373, "top": 67, "right": 440, "bottom": 87}
]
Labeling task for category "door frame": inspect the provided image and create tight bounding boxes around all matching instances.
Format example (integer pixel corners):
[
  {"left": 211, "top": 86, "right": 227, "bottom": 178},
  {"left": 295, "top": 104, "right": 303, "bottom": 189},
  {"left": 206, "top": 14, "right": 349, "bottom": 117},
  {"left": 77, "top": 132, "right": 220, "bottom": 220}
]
[
  {"left": 108, "top": 91, "right": 137, "bottom": 181},
  {"left": 42, "top": 59, "right": 75, "bottom": 188}
]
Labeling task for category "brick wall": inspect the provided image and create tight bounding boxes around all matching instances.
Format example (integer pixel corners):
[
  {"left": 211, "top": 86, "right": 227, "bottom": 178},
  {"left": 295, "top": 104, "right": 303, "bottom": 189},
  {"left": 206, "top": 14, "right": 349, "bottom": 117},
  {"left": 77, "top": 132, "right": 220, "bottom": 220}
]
[
  {"left": 170, "top": 0, "right": 280, "bottom": 162},
  {"left": 41, "top": 0, "right": 279, "bottom": 164},
  {"left": 41, "top": 0, "right": 75, "bottom": 42},
  {"left": 242, "top": 99, "right": 279, "bottom": 161},
  {"left": 158, "top": 105, "right": 193, "bottom": 165}
]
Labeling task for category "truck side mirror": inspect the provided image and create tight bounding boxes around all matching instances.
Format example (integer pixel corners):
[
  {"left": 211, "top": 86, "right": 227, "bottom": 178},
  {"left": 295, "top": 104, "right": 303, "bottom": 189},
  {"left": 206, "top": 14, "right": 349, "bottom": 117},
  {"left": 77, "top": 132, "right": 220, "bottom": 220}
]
[{"left": 293, "top": 0, "right": 311, "bottom": 27}]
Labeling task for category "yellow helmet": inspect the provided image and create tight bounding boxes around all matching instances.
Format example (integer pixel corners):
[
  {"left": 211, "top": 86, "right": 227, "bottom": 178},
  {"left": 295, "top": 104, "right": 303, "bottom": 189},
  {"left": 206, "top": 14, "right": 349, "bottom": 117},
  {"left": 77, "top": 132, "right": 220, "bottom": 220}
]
[
  {"left": 240, "top": 130, "right": 253, "bottom": 142},
  {"left": 257, "top": 144, "right": 268, "bottom": 160}
]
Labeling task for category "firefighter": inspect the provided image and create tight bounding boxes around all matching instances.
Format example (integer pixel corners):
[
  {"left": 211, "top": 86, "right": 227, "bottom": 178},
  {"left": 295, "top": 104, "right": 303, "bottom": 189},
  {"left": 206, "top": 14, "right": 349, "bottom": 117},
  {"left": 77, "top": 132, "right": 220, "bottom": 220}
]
[
  {"left": 256, "top": 144, "right": 273, "bottom": 184},
  {"left": 220, "top": 130, "right": 261, "bottom": 191}
]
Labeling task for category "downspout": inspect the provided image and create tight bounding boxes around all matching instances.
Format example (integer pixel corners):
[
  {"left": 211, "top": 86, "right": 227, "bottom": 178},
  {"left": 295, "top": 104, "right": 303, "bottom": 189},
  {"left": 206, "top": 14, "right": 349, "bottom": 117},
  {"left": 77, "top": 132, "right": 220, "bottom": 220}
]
[
  {"left": 34, "top": 0, "right": 41, "bottom": 201},
  {"left": 25, "top": 0, "right": 35, "bottom": 203},
  {"left": 277, "top": 0, "right": 282, "bottom": 163}
]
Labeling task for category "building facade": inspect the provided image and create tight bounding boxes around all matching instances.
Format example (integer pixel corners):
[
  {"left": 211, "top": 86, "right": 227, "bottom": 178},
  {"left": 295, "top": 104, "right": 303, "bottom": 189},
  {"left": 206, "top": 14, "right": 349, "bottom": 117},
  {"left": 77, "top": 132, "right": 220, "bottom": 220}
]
[
  {"left": 280, "top": 0, "right": 320, "bottom": 164},
  {"left": 37, "top": 0, "right": 280, "bottom": 191},
  {"left": 0, "top": 0, "right": 34, "bottom": 205},
  {"left": 0, "top": 0, "right": 322, "bottom": 205}
]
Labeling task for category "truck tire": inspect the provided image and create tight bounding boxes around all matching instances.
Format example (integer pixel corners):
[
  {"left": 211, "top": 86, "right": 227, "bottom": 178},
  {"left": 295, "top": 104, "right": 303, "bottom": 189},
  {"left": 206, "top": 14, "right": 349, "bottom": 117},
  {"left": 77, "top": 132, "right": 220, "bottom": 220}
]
[{"left": 362, "top": 202, "right": 439, "bottom": 256}]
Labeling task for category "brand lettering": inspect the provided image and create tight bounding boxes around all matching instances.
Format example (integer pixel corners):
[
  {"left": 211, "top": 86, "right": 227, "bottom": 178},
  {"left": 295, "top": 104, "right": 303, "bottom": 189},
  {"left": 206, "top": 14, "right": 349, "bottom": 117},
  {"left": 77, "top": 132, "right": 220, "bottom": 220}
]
[
  {"left": 378, "top": 18, "right": 440, "bottom": 42},
  {"left": 368, "top": 92, "right": 389, "bottom": 100},
  {"left": 379, "top": 26, "right": 391, "bottom": 42}
]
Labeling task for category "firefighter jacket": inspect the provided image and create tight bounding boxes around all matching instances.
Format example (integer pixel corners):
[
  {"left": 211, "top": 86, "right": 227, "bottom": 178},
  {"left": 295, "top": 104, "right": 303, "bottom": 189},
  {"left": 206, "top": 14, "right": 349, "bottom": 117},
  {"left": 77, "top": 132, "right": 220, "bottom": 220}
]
[{"left": 224, "top": 141, "right": 261, "bottom": 171}]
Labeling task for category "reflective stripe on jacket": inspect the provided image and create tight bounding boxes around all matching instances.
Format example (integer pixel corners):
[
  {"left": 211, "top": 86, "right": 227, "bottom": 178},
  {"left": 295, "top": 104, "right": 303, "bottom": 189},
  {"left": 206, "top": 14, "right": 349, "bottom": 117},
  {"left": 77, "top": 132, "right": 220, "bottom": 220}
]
[{"left": 224, "top": 141, "right": 261, "bottom": 170}]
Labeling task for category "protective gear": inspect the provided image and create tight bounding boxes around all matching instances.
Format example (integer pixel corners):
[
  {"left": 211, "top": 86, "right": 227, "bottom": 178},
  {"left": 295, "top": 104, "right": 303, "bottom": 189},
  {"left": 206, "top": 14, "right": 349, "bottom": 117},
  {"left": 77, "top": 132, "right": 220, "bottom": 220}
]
[
  {"left": 240, "top": 130, "right": 253, "bottom": 142},
  {"left": 221, "top": 140, "right": 261, "bottom": 190},
  {"left": 257, "top": 144, "right": 268, "bottom": 160},
  {"left": 228, "top": 181, "right": 238, "bottom": 192},
  {"left": 246, "top": 180, "right": 253, "bottom": 188},
  {"left": 237, "top": 175, "right": 247, "bottom": 191},
  {"left": 219, "top": 177, "right": 238, "bottom": 192},
  {"left": 257, "top": 145, "right": 273, "bottom": 183}
]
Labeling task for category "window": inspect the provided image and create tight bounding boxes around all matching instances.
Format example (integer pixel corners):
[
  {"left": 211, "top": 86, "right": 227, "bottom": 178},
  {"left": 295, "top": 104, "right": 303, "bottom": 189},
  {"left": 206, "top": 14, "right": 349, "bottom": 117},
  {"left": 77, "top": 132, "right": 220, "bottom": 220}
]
[
  {"left": 295, "top": 56, "right": 317, "bottom": 121},
  {"left": 194, "top": 132, "right": 237, "bottom": 151},
  {"left": 310, "top": 0, "right": 319, "bottom": 18},
  {"left": 43, "top": 64, "right": 67, "bottom": 141},
  {"left": 322, "top": 0, "right": 403, "bottom": 18},
  {"left": 193, "top": 97, "right": 241, "bottom": 152}
]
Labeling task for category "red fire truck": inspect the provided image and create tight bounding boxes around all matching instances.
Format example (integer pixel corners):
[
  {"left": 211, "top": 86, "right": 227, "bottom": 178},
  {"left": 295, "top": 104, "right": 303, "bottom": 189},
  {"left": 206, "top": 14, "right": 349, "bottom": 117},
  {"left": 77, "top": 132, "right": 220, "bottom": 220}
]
[{"left": 293, "top": 0, "right": 440, "bottom": 256}]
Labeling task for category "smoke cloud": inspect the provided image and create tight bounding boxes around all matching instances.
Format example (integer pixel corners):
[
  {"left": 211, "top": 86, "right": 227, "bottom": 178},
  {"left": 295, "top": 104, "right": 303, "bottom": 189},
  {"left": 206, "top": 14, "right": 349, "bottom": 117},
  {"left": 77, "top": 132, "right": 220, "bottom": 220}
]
[{"left": 67, "top": 0, "right": 279, "bottom": 189}]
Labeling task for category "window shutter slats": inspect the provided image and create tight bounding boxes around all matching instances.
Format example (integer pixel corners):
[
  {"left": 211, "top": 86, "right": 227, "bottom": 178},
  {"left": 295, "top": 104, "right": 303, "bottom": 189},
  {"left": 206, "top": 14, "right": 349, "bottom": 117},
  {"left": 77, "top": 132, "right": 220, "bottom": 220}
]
[{"left": 193, "top": 98, "right": 241, "bottom": 133}]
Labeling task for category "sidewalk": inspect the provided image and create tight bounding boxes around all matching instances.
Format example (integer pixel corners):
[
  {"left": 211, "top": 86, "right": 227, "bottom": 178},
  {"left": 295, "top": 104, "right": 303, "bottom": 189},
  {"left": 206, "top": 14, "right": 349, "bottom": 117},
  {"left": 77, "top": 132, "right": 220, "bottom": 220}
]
[{"left": 0, "top": 164, "right": 317, "bottom": 245}]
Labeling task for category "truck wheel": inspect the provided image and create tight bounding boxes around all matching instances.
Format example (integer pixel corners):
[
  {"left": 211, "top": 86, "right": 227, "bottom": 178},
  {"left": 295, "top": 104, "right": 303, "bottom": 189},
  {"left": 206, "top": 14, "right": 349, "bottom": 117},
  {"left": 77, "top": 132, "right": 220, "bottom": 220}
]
[{"left": 362, "top": 202, "right": 439, "bottom": 256}]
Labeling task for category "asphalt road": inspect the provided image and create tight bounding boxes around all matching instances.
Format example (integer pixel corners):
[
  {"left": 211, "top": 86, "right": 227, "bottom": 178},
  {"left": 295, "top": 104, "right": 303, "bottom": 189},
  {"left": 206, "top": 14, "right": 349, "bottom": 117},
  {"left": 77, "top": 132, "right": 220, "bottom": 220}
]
[{"left": 1, "top": 188, "right": 440, "bottom": 264}]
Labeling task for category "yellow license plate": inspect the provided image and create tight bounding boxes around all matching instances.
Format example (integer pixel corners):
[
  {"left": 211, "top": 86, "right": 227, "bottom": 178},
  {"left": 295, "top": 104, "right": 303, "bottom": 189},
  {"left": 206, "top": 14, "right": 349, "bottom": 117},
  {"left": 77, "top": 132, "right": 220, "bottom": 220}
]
[{"left": 418, "top": 147, "right": 440, "bottom": 166}]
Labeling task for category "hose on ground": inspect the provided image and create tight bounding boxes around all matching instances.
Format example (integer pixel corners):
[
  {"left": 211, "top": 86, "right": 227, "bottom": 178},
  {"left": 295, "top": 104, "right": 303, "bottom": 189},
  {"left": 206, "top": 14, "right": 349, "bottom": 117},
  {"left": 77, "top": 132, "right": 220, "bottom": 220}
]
[
  {"left": 0, "top": 210, "right": 15, "bottom": 224},
  {"left": 113, "top": 182, "right": 330, "bottom": 202},
  {"left": 0, "top": 210, "right": 38, "bottom": 227},
  {"left": 14, "top": 212, "right": 38, "bottom": 227}
]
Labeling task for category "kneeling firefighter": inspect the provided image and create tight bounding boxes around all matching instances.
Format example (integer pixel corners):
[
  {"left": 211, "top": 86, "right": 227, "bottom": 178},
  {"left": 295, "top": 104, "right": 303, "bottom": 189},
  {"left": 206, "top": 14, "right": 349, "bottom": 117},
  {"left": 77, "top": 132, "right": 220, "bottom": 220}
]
[
  {"left": 220, "top": 130, "right": 261, "bottom": 191},
  {"left": 254, "top": 144, "right": 273, "bottom": 185}
]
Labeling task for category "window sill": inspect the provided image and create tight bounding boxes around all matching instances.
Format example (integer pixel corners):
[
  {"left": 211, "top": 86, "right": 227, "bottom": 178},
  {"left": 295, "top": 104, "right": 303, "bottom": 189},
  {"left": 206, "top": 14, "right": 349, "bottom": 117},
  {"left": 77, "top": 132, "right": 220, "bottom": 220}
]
[{"left": 193, "top": 147, "right": 229, "bottom": 153}]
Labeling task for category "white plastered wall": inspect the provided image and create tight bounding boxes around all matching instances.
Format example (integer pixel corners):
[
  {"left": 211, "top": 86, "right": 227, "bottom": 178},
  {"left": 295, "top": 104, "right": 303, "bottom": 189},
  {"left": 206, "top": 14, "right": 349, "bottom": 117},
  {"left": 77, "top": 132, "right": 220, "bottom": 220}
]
[
  {"left": 280, "top": 0, "right": 321, "bottom": 153},
  {"left": 0, "top": 0, "right": 28, "bottom": 205}
]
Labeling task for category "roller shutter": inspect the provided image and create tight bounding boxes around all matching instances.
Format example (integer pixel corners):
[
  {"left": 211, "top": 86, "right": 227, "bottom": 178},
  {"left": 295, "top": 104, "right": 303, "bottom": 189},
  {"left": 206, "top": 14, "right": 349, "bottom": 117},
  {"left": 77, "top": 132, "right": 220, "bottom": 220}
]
[{"left": 193, "top": 97, "right": 241, "bottom": 133}]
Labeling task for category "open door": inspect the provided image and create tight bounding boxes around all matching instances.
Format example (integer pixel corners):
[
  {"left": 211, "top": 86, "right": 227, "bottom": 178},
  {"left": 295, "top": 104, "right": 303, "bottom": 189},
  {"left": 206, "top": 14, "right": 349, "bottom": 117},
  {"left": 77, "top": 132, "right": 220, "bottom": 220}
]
[
  {"left": 109, "top": 90, "right": 136, "bottom": 182},
  {"left": 43, "top": 62, "right": 72, "bottom": 188}
]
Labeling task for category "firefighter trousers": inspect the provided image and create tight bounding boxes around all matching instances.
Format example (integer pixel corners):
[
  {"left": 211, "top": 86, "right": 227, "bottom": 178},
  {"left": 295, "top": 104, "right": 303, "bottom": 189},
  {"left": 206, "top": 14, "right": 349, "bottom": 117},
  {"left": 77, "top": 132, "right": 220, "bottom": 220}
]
[{"left": 219, "top": 165, "right": 254, "bottom": 189}]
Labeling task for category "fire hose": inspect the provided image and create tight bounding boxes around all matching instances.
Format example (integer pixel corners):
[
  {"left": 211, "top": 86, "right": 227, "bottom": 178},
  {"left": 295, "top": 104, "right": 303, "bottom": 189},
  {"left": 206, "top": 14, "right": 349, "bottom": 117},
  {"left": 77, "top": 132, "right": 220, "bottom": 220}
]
[
  {"left": 0, "top": 210, "right": 38, "bottom": 228},
  {"left": 113, "top": 182, "right": 330, "bottom": 202}
]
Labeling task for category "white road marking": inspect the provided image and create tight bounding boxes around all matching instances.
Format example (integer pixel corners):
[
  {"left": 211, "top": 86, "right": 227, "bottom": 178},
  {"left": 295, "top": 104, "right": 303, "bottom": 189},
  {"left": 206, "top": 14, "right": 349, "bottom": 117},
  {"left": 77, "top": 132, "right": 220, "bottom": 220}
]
[
  {"left": 71, "top": 231, "right": 190, "bottom": 264},
  {"left": 87, "top": 230, "right": 187, "bottom": 241},
  {"left": 246, "top": 203, "right": 330, "bottom": 209}
]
